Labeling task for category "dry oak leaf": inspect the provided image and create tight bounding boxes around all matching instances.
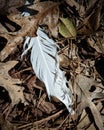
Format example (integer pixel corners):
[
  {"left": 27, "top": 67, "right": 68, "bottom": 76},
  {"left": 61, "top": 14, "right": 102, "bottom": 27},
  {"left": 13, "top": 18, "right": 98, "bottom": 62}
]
[
  {"left": 0, "top": 1, "right": 59, "bottom": 61},
  {"left": 0, "top": 15, "right": 37, "bottom": 61},
  {"left": 0, "top": 61, "right": 28, "bottom": 106},
  {"left": 28, "top": 1, "right": 59, "bottom": 37},
  {"left": 0, "top": 0, "right": 25, "bottom": 15},
  {"left": 75, "top": 74, "right": 103, "bottom": 130}
]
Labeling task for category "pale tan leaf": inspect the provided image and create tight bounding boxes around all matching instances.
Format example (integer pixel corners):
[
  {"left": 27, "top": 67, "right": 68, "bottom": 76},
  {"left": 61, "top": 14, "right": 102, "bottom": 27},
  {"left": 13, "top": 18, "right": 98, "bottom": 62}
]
[
  {"left": 0, "top": 61, "right": 28, "bottom": 106},
  {"left": 77, "top": 110, "right": 95, "bottom": 130},
  {"left": 76, "top": 74, "right": 95, "bottom": 91},
  {"left": 0, "top": 2, "right": 59, "bottom": 61},
  {"left": 0, "top": 15, "right": 38, "bottom": 61},
  {"left": 75, "top": 74, "right": 103, "bottom": 130},
  {"left": 91, "top": 92, "right": 104, "bottom": 101}
]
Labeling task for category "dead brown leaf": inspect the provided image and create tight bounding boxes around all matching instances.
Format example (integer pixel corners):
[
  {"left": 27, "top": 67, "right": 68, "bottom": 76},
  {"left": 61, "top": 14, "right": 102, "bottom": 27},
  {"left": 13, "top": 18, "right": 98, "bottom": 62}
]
[
  {"left": 0, "top": 14, "right": 37, "bottom": 61},
  {"left": 29, "top": 1, "right": 59, "bottom": 37},
  {"left": 91, "top": 92, "right": 104, "bottom": 101},
  {"left": 65, "top": 0, "right": 85, "bottom": 17},
  {"left": 77, "top": 0, "right": 103, "bottom": 35},
  {"left": 75, "top": 74, "right": 103, "bottom": 130},
  {"left": 59, "top": 54, "right": 70, "bottom": 68},
  {"left": 0, "top": 61, "right": 28, "bottom": 106},
  {"left": 0, "top": 0, "right": 25, "bottom": 15},
  {"left": 0, "top": 1, "right": 59, "bottom": 61},
  {"left": 0, "top": 114, "right": 17, "bottom": 130}
]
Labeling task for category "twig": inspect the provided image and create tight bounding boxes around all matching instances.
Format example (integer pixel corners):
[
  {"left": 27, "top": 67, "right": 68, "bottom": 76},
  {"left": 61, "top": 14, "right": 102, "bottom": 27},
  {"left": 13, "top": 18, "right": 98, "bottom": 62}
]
[{"left": 18, "top": 109, "right": 64, "bottom": 129}]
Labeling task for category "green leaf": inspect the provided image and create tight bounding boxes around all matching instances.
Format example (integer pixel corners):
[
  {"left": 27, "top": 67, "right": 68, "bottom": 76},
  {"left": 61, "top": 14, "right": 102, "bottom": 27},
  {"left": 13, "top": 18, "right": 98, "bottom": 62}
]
[{"left": 58, "top": 18, "right": 76, "bottom": 39}]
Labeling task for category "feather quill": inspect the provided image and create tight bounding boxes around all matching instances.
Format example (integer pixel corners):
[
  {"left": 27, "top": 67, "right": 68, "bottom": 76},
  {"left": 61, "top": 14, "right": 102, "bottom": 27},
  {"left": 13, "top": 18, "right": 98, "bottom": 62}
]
[{"left": 22, "top": 27, "right": 74, "bottom": 114}]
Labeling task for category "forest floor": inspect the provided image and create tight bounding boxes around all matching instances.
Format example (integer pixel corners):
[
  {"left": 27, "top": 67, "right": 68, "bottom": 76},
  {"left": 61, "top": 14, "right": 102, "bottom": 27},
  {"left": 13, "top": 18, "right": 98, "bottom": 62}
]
[{"left": 0, "top": 0, "right": 104, "bottom": 130}]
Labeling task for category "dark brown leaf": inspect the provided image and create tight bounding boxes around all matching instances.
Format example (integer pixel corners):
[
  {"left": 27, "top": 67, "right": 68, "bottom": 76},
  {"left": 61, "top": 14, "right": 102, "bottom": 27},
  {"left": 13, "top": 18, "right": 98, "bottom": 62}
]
[{"left": 77, "top": 0, "right": 103, "bottom": 35}]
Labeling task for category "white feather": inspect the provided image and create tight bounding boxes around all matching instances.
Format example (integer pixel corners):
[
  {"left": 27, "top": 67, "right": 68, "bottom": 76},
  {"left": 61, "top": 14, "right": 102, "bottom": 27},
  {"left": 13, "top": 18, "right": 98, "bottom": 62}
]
[{"left": 22, "top": 27, "right": 74, "bottom": 114}]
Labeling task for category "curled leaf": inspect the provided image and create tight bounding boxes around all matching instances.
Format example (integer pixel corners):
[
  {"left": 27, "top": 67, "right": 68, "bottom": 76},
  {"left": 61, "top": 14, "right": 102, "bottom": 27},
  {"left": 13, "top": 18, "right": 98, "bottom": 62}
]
[{"left": 58, "top": 18, "right": 76, "bottom": 39}]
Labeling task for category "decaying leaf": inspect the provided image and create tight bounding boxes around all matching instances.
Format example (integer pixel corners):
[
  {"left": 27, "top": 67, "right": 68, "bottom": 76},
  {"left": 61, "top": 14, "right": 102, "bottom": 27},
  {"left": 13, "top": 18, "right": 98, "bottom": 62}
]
[
  {"left": 91, "top": 92, "right": 104, "bottom": 101},
  {"left": 0, "top": 14, "right": 38, "bottom": 61},
  {"left": 75, "top": 74, "right": 103, "bottom": 130},
  {"left": 77, "top": 0, "right": 103, "bottom": 35},
  {"left": 0, "top": 0, "right": 25, "bottom": 15},
  {"left": 0, "top": 114, "right": 17, "bottom": 130},
  {"left": 0, "top": 61, "right": 28, "bottom": 106},
  {"left": 65, "top": 0, "right": 85, "bottom": 17},
  {"left": 0, "top": 1, "right": 59, "bottom": 61},
  {"left": 59, "top": 54, "right": 70, "bottom": 68},
  {"left": 28, "top": 1, "right": 59, "bottom": 37},
  {"left": 58, "top": 18, "right": 76, "bottom": 39},
  {"left": 0, "top": 34, "right": 24, "bottom": 61}
]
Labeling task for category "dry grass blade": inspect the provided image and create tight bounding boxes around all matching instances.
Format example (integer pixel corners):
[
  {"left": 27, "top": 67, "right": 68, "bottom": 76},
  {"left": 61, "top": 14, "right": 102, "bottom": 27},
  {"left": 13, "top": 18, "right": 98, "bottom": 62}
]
[{"left": 18, "top": 109, "right": 64, "bottom": 129}]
